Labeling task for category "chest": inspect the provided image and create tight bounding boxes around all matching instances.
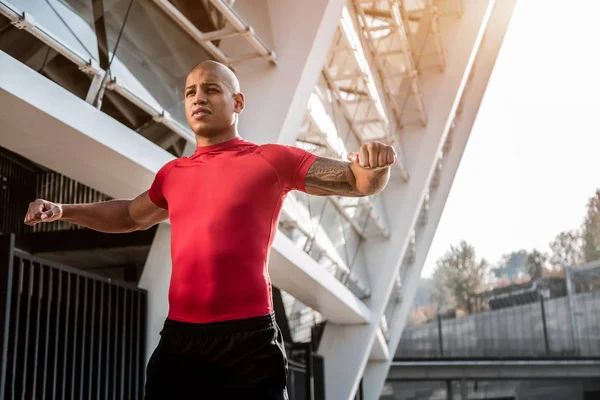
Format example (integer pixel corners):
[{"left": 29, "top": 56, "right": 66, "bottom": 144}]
[{"left": 162, "top": 154, "right": 281, "bottom": 216}]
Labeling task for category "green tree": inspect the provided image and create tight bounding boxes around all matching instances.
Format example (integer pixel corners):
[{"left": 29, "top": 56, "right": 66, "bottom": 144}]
[
  {"left": 549, "top": 230, "right": 584, "bottom": 270},
  {"left": 491, "top": 250, "right": 528, "bottom": 281},
  {"left": 430, "top": 241, "right": 488, "bottom": 314},
  {"left": 525, "top": 249, "right": 547, "bottom": 280},
  {"left": 582, "top": 189, "right": 600, "bottom": 262}
]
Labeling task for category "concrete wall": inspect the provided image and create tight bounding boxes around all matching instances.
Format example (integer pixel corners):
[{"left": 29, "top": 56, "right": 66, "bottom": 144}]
[
  {"left": 397, "top": 291, "right": 600, "bottom": 358},
  {"left": 383, "top": 379, "right": 600, "bottom": 400}
]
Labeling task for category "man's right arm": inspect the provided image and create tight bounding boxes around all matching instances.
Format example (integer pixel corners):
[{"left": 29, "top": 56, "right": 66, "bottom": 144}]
[{"left": 23, "top": 191, "right": 168, "bottom": 233}]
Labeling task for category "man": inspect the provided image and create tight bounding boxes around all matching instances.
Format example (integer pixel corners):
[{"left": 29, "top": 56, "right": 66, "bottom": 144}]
[{"left": 24, "top": 61, "right": 396, "bottom": 399}]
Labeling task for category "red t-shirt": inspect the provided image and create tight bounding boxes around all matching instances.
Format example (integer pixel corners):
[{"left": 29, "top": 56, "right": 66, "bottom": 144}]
[{"left": 148, "top": 137, "right": 317, "bottom": 323}]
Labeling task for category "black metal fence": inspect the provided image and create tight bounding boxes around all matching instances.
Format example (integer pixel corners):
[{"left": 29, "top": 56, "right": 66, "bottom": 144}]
[
  {"left": 0, "top": 149, "right": 37, "bottom": 237},
  {"left": 0, "top": 234, "right": 148, "bottom": 399},
  {"left": 286, "top": 342, "right": 326, "bottom": 400},
  {"left": 34, "top": 171, "right": 112, "bottom": 233},
  {"left": 0, "top": 147, "right": 111, "bottom": 237},
  {"left": 397, "top": 291, "right": 600, "bottom": 360}
]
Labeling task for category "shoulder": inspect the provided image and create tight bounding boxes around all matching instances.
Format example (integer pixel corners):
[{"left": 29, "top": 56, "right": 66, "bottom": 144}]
[
  {"left": 154, "top": 157, "right": 181, "bottom": 181},
  {"left": 256, "top": 143, "right": 288, "bottom": 154},
  {"left": 255, "top": 144, "right": 318, "bottom": 191},
  {"left": 256, "top": 143, "right": 314, "bottom": 160},
  {"left": 159, "top": 158, "right": 180, "bottom": 172}
]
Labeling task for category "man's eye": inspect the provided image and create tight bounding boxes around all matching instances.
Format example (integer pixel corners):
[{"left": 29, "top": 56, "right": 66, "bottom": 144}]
[{"left": 186, "top": 92, "right": 193, "bottom": 97}]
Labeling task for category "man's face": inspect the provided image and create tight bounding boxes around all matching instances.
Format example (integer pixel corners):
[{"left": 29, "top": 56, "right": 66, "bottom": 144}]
[{"left": 184, "top": 67, "right": 243, "bottom": 137}]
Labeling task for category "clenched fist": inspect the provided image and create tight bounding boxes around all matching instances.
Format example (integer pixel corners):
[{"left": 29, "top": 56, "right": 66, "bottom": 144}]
[
  {"left": 24, "top": 199, "right": 63, "bottom": 226},
  {"left": 347, "top": 141, "right": 397, "bottom": 170}
]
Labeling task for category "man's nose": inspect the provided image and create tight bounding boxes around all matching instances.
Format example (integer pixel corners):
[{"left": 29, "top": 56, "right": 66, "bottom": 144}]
[{"left": 193, "top": 93, "right": 208, "bottom": 105}]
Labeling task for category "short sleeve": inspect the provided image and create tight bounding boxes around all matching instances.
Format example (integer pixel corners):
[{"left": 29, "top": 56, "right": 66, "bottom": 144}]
[
  {"left": 257, "top": 144, "right": 318, "bottom": 192},
  {"left": 148, "top": 160, "right": 177, "bottom": 209}
]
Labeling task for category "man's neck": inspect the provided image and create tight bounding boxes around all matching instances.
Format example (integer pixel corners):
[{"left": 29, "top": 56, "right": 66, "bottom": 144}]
[{"left": 195, "top": 131, "right": 238, "bottom": 148}]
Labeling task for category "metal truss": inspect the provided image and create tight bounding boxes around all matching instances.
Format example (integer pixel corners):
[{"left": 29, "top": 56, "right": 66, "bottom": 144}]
[
  {"left": 352, "top": 0, "right": 427, "bottom": 130},
  {"left": 352, "top": 0, "right": 457, "bottom": 132},
  {"left": 400, "top": 0, "right": 446, "bottom": 73},
  {"left": 151, "top": 0, "right": 276, "bottom": 67},
  {"left": 323, "top": 18, "right": 409, "bottom": 181}
]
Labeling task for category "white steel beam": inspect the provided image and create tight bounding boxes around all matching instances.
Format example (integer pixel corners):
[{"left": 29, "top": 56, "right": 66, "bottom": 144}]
[
  {"left": 150, "top": 0, "right": 275, "bottom": 67},
  {"left": 0, "top": 49, "right": 371, "bottom": 326},
  {"left": 0, "top": 52, "right": 170, "bottom": 199},
  {"left": 362, "top": 1, "right": 518, "bottom": 398},
  {"left": 370, "top": 328, "right": 389, "bottom": 361},
  {"left": 207, "top": 0, "right": 276, "bottom": 65},
  {"left": 316, "top": 0, "right": 514, "bottom": 398}
]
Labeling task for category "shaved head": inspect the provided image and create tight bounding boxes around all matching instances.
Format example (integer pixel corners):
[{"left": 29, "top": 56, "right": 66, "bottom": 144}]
[
  {"left": 184, "top": 60, "right": 245, "bottom": 140},
  {"left": 188, "top": 60, "right": 240, "bottom": 94}
]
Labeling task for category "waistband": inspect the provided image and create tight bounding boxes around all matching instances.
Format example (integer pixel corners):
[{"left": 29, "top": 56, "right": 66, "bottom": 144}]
[{"left": 162, "top": 313, "right": 276, "bottom": 336}]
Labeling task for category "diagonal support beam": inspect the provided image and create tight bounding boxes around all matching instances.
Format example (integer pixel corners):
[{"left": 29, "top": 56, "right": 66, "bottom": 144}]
[
  {"left": 316, "top": 0, "right": 515, "bottom": 398},
  {"left": 362, "top": 1, "right": 518, "bottom": 398}
]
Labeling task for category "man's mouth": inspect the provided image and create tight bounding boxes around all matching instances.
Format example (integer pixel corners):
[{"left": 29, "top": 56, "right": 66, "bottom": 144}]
[{"left": 191, "top": 107, "right": 211, "bottom": 119}]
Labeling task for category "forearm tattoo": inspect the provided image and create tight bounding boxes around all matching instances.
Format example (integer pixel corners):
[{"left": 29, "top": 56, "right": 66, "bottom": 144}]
[{"left": 305, "top": 158, "right": 362, "bottom": 197}]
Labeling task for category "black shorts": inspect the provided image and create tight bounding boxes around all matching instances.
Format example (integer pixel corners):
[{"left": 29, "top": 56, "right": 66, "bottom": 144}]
[{"left": 144, "top": 314, "right": 289, "bottom": 400}]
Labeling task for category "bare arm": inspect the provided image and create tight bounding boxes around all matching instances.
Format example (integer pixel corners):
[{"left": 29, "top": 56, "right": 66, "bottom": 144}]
[
  {"left": 305, "top": 142, "right": 396, "bottom": 197},
  {"left": 24, "top": 191, "right": 168, "bottom": 233}
]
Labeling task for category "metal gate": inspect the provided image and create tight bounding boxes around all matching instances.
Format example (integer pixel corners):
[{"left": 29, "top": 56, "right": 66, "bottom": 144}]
[{"left": 0, "top": 234, "right": 148, "bottom": 400}]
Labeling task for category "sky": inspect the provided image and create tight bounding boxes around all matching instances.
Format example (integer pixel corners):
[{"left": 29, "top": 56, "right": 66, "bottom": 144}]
[{"left": 421, "top": 0, "right": 600, "bottom": 277}]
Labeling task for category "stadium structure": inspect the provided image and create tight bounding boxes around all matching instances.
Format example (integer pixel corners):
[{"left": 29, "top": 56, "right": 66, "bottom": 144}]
[{"left": 0, "top": 0, "right": 518, "bottom": 398}]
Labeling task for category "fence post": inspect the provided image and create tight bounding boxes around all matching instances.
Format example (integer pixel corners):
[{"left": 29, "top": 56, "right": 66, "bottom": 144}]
[
  {"left": 460, "top": 379, "right": 468, "bottom": 400},
  {"left": 0, "top": 233, "right": 15, "bottom": 400},
  {"left": 437, "top": 313, "right": 444, "bottom": 357},
  {"left": 565, "top": 267, "right": 582, "bottom": 355},
  {"left": 446, "top": 380, "right": 453, "bottom": 400},
  {"left": 540, "top": 295, "right": 550, "bottom": 355},
  {"left": 304, "top": 342, "right": 314, "bottom": 400}
]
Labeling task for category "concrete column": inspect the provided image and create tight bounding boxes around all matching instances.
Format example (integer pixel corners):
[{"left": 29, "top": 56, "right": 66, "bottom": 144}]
[
  {"left": 138, "top": 223, "right": 172, "bottom": 364},
  {"left": 219, "top": 0, "right": 346, "bottom": 145}
]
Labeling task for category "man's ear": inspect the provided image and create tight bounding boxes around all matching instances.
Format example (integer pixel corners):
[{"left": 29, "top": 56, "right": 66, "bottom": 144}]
[{"left": 233, "top": 92, "right": 245, "bottom": 114}]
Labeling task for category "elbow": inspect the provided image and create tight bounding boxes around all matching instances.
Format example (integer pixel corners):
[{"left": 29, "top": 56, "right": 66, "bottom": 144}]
[
  {"left": 355, "top": 188, "right": 382, "bottom": 197},
  {"left": 352, "top": 187, "right": 373, "bottom": 197},
  {"left": 135, "top": 222, "right": 156, "bottom": 231},
  {"left": 352, "top": 167, "right": 390, "bottom": 197},
  {"left": 129, "top": 219, "right": 156, "bottom": 232},
  {"left": 122, "top": 215, "right": 150, "bottom": 233},
  {"left": 354, "top": 179, "right": 389, "bottom": 197}
]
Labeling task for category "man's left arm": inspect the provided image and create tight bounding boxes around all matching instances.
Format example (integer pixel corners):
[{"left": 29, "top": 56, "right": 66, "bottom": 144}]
[{"left": 304, "top": 142, "right": 396, "bottom": 197}]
